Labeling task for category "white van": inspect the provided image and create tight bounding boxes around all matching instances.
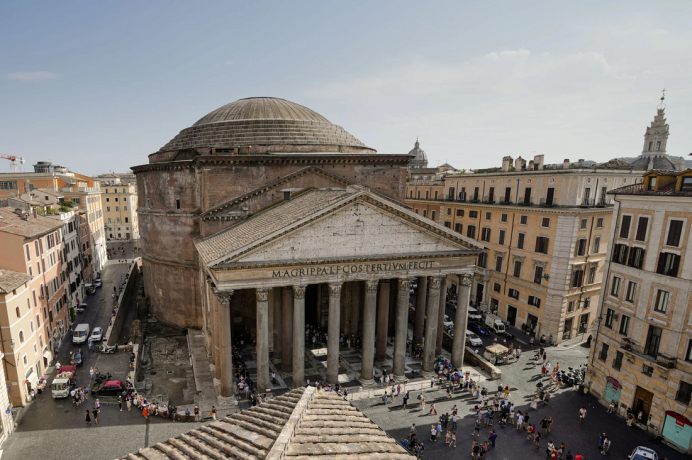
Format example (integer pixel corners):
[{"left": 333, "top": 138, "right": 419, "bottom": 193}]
[
  {"left": 72, "top": 323, "right": 90, "bottom": 344},
  {"left": 467, "top": 307, "right": 482, "bottom": 322}
]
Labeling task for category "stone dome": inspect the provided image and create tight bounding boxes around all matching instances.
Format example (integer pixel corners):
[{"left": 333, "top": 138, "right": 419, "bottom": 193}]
[
  {"left": 407, "top": 139, "right": 428, "bottom": 169},
  {"left": 159, "top": 97, "right": 375, "bottom": 154}
]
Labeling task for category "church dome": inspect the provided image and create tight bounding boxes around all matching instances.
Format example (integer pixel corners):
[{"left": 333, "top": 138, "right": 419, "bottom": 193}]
[
  {"left": 407, "top": 139, "right": 428, "bottom": 169},
  {"left": 159, "top": 97, "right": 375, "bottom": 154}
]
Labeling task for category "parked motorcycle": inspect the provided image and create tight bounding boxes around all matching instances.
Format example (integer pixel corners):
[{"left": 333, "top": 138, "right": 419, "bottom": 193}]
[{"left": 100, "top": 344, "right": 116, "bottom": 354}]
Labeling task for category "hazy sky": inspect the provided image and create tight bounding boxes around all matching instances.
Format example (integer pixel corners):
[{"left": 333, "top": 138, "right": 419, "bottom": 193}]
[{"left": 2, "top": 1, "right": 691, "bottom": 175}]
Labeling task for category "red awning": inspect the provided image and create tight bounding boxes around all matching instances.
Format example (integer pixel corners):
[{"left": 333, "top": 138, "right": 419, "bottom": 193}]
[
  {"left": 665, "top": 410, "right": 692, "bottom": 427},
  {"left": 606, "top": 376, "right": 622, "bottom": 391}
]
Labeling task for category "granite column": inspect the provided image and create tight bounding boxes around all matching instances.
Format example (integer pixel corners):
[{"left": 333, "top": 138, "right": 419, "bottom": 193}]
[
  {"left": 435, "top": 276, "right": 448, "bottom": 355},
  {"left": 393, "top": 278, "right": 412, "bottom": 380},
  {"left": 452, "top": 275, "right": 472, "bottom": 369},
  {"left": 422, "top": 277, "right": 442, "bottom": 373},
  {"left": 292, "top": 285, "right": 306, "bottom": 388},
  {"left": 255, "top": 288, "right": 270, "bottom": 393},
  {"left": 214, "top": 289, "right": 234, "bottom": 397},
  {"left": 282, "top": 287, "right": 293, "bottom": 372},
  {"left": 359, "top": 280, "right": 379, "bottom": 385},
  {"left": 375, "top": 280, "right": 390, "bottom": 363},
  {"left": 412, "top": 276, "right": 427, "bottom": 347},
  {"left": 327, "top": 283, "right": 342, "bottom": 384}
]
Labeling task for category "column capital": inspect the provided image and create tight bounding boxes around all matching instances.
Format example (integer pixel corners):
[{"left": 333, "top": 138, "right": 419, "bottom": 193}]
[
  {"left": 398, "top": 278, "right": 413, "bottom": 290},
  {"left": 293, "top": 285, "right": 307, "bottom": 299},
  {"left": 328, "top": 283, "right": 342, "bottom": 297},
  {"left": 213, "top": 288, "right": 234, "bottom": 305},
  {"left": 428, "top": 276, "right": 442, "bottom": 290},
  {"left": 459, "top": 275, "right": 472, "bottom": 286},
  {"left": 365, "top": 280, "right": 379, "bottom": 294},
  {"left": 255, "top": 288, "right": 269, "bottom": 302}
]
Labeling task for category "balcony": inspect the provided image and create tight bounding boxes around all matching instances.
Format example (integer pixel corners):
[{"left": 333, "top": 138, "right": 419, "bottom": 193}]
[
  {"left": 482, "top": 196, "right": 496, "bottom": 204},
  {"left": 539, "top": 198, "right": 557, "bottom": 207},
  {"left": 518, "top": 200, "right": 533, "bottom": 206},
  {"left": 657, "top": 352, "right": 677, "bottom": 369},
  {"left": 469, "top": 197, "right": 480, "bottom": 203},
  {"left": 580, "top": 198, "right": 595, "bottom": 207},
  {"left": 597, "top": 197, "right": 614, "bottom": 207},
  {"left": 620, "top": 339, "right": 677, "bottom": 370},
  {"left": 498, "top": 200, "right": 512, "bottom": 205}
]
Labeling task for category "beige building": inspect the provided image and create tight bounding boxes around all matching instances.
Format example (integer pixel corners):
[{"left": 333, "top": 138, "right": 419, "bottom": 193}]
[
  {"left": 98, "top": 173, "right": 139, "bottom": 241},
  {"left": 587, "top": 166, "right": 692, "bottom": 452},
  {"left": 407, "top": 153, "right": 644, "bottom": 344},
  {"left": 0, "top": 208, "right": 71, "bottom": 406}
]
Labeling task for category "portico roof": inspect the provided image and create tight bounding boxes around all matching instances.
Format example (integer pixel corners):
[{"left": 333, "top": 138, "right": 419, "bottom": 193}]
[{"left": 195, "top": 186, "right": 483, "bottom": 268}]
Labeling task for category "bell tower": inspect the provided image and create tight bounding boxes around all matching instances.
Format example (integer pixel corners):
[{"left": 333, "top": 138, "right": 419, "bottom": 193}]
[{"left": 641, "top": 89, "right": 670, "bottom": 157}]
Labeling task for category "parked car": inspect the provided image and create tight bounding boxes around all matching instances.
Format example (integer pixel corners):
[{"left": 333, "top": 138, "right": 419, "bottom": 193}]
[
  {"left": 85, "top": 284, "right": 96, "bottom": 295},
  {"left": 89, "top": 327, "right": 103, "bottom": 343},
  {"left": 465, "top": 331, "right": 483, "bottom": 347},
  {"left": 92, "top": 380, "right": 125, "bottom": 396},
  {"left": 71, "top": 349, "right": 84, "bottom": 367},
  {"left": 94, "top": 279, "right": 102, "bottom": 288},
  {"left": 443, "top": 315, "right": 454, "bottom": 328},
  {"left": 628, "top": 446, "right": 658, "bottom": 460},
  {"left": 468, "top": 321, "right": 490, "bottom": 336}
]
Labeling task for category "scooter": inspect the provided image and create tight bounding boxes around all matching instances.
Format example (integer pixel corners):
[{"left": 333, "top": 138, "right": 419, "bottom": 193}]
[{"left": 100, "top": 344, "right": 116, "bottom": 354}]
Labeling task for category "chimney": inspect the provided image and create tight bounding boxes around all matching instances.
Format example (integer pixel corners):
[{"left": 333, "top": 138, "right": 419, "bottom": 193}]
[
  {"left": 32, "top": 208, "right": 38, "bottom": 219},
  {"left": 515, "top": 156, "right": 524, "bottom": 171},
  {"left": 502, "top": 156, "right": 513, "bottom": 172},
  {"left": 578, "top": 159, "right": 585, "bottom": 168},
  {"left": 528, "top": 160, "right": 535, "bottom": 170},
  {"left": 563, "top": 159, "right": 570, "bottom": 169},
  {"left": 534, "top": 154, "right": 544, "bottom": 170}
]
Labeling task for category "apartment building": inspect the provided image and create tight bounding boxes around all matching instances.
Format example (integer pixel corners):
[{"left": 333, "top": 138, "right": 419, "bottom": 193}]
[
  {"left": 0, "top": 162, "right": 106, "bottom": 275},
  {"left": 0, "top": 208, "right": 70, "bottom": 406},
  {"left": 50, "top": 210, "right": 88, "bottom": 310},
  {"left": 406, "top": 154, "right": 643, "bottom": 344},
  {"left": 587, "top": 168, "right": 692, "bottom": 453},
  {"left": 97, "top": 174, "right": 139, "bottom": 241}
]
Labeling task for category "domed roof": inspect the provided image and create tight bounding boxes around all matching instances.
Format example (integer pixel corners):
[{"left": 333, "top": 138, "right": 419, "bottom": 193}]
[
  {"left": 159, "top": 97, "right": 374, "bottom": 154},
  {"left": 407, "top": 139, "right": 428, "bottom": 168}
]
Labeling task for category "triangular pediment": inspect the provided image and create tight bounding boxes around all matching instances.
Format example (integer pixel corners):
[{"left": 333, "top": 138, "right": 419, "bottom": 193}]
[
  {"left": 196, "top": 188, "right": 483, "bottom": 267},
  {"left": 201, "top": 166, "right": 353, "bottom": 220}
]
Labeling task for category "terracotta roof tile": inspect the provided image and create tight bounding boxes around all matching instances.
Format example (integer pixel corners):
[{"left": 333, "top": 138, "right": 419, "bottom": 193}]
[
  {"left": 0, "top": 269, "right": 31, "bottom": 294},
  {"left": 0, "top": 207, "right": 63, "bottom": 239}
]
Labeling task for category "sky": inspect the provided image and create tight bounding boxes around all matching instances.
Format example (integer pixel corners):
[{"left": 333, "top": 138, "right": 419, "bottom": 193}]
[{"left": 1, "top": 1, "right": 692, "bottom": 176}]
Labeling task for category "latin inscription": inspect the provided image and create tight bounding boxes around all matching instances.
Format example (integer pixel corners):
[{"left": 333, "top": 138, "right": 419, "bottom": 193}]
[{"left": 272, "top": 261, "right": 435, "bottom": 278}]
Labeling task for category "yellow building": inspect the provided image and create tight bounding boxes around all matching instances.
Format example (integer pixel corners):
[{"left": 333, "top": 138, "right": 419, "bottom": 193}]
[
  {"left": 97, "top": 174, "right": 139, "bottom": 241},
  {"left": 587, "top": 167, "right": 692, "bottom": 453},
  {"left": 407, "top": 154, "right": 643, "bottom": 344}
]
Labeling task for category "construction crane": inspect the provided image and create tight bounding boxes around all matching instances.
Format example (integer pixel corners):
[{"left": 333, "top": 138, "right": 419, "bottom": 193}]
[{"left": 0, "top": 154, "right": 25, "bottom": 173}]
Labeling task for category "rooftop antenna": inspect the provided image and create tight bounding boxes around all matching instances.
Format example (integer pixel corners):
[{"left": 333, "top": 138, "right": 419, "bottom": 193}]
[{"left": 658, "top": 88, "right": 666, "bottom": 110}]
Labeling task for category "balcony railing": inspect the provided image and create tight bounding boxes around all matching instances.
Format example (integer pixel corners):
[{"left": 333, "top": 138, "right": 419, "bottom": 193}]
[
  {"left": 519, "top": 200, "right": 533, "bottom": 206},
  {"left": 482, "top": 196, "right": 496, "bottom": 204},
  {"left": 539, "top": 198, "right": 557, "bottom": 207},
  {"left": 597, "top": 197, "right": 614, "bottom": 207}
]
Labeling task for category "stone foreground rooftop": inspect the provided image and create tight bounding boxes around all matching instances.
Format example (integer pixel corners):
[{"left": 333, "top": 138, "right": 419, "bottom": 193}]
[
  {"left": 0, "top": 207, "right": 63, "bottom": 238},
  {"left": 121, "top": 387, "right": 414, "bottom": 460},
  {"left": 0, "top": 269, "right": 32, "bottom": 294}
]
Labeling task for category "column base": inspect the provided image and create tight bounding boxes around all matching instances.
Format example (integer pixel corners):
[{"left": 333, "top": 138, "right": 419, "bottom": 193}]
[
  {"left": 419, "top": 370, "right": 436, "bottom": 378},
  {"left": 359, "top": 377, "right": 377, "bottom": 388},
  {"left": 394, "top": 374, "right": 408, "bottom": 383}
]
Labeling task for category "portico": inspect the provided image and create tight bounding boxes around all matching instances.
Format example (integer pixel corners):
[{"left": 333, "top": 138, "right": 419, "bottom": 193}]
[{"left": 195, "top": 186, "right": 482, "bottom": 395}]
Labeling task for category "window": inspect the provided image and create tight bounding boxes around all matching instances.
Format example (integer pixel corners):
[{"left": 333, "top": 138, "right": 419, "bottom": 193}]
[
  {"left": 434, "top": 191, "right": 439, "bottom": 200},
  {"left": 423, "top": 210, "right": 427, "bottom": 218},
  {"left": 508, "top": 288, "right": 519, "bottom": 300},
  {"left": 533, "top": 266, "right": 543, "bottom": 284},
  {"left": 575, "top": 238, "right": 587, "bottom": 256},
  {"left": 656, "top": 141, "right": 661, "bottom": 151},
  {"left": 568, "top": 301, "right": 575, "bottom": 312},
  {"left": 444, "top": 221, "right": 451, "bottom": 228},
  {"left": 106, "top": 197, "right": 110, "bottom": 203},
  {"left": 107, "top": 217, "right": 112, "bottom": 224},
  {"left": 30, "top": 321, "right": 34, "bottom": 332},
  {"left": 517, "top": 233, "right": 525, "bottom": 249},
  {"left": 528, "top": 295, "right": 541, "bottom": 308},
  {"left": 676, "top": 381, "right": 692, "bottom": 405},
  {"left": 519, "top": 215, "right": 528, "bottom": 225},
  {"left": 34, "top": 241, "right": 39, "bottom": 257},
  {"left": 605, "top": 308, "right": 615, "bottom": 329},
  {"left": 580, "top": 218, "right": 588, "bottom": 230},
  {"left": 681, "top": 177, "right": 692, "bottom": 192},
  {"left": 654, "top": 290, "right": 670, "bottom": 313},
  {"left": 495, "top": 256, "right": 503, "bottom": 272},
  {"left": 431, "top": 211, "right": 436, "bottom": 221},
  {"left": 610, "top": 277, "right": 622, "bottom": 297},
  {"left": 599, "top": 343, "right": 609, "bottom": 361},
  {"left": 613, "top": 351, "right": 623, "bottom": 371},
  {"left": 488, "top": 187, "right": 495, "bottom": 202},
  {"left": 484, "top": 211, "right": 492, "bottom": 221},
  {"left": 686, "top": 340, "right": 692, "bottom": 362},
  {"left": 541, "top": 217, "right": 550, "bottom": 228},
  {"left": 501, "top": 213, "right": 508, "bottom": 223},
  {"left": 635, "top": 216, "right": 649, "bottom": 241},
  {"left": 473, "top": 187, "right": 479, "bottom": 201},
  {"left": 593, "top": 236, "right": 600, "bottom": 253},
  {"left": 115, "top": 206, "right": 119, "bottom": 212},
  {"left": 425, "top": 191, "right": 429, "bottom": 200},
  {"left": 666, "top": 220, "right": 684, "bottom": 247},
  {"left": 467, "top": 225, "right": 476, "bottom": 239},
  {"left": 612, "top": 244, "right": 629, "bottom": 265},
  {"left": 456, "top": 209, "right": 464, "bottom": 217},
  {"left": 656, "top": 252, "right": 681, "bottom": 277},
  {"left": 477, "top": 253, "right": 487, "bottom": 268},
  {"left": 447, "top": 208, "right": 451, "bottom": 216},
  {"left": 455, "top": 223, "right": 462, "bottom": 233},
  {"left": 625, "top": 247, "right": 645, "bottom": 269},
  {"left": 586, "top": 267, "right": 595, "bottom": 285},
  {"left": 619, "top": 215, "right": 632, "bottom": 239},
  {"left": 535, "top": 237, "right": 549, "bottom": 254},
  {"left": 571, "top": 269, "right": 584, "bottom": 288},
  {"left": 493, "top": 282, "right": 501, "bottom": 293},
  {"left": 523, "top": 188, "right": 532, "bottom": 204},
  {"left": 513, "top": 260, "right": 522, "bottom": 278},
  {"left": 125, "top": 217, "right": 129, "bottom": 223},
  {"left": 644, "top": 325, "right": 663, "bottom": 357},
  {"left": 115, "top": 197, "right": 119, "bottom": 202},
  {"left": 417, "top": 191, "right": 421, "bottom": 199},
  {"left": 498, "top": 230, "right": 506, "bottom": 245},
  {"left": 15, "top": 307, "right": 20, "bottom": 318},
  {"left": 409, "top": 190, "right": 413, "bottom": 198},
  {"left": 19, "top": 331, "right": 24, "bottom": 343},
  {"left": 625, "top": 281, "right": 637, "bottom": 303},
  {"left": 481, "top": 228, "right": 491, "bottom": 242},
  {"left": 469, "top": 210, "right": 478, "bottom": 219},
  {"left": 596, "top": 217, "right": 604, "bottom": 228}
]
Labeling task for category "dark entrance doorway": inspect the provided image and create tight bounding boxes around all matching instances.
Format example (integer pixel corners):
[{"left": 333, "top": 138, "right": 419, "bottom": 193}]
[
  {"left": 475, "top": 283, "right": 484, "bottom": 306},
  {"left": 305, "top": 284, "right": 320, "bottom": 326},
  {"left": 526, "top": 314, "right": 538, "bottom": 335},
  {"left": 545, "top": 188, "right": 555, "bottom": 206},
  {"left": 563, "top": 318, "right": 573, "bottom": 340},
  {"left": 507, "top": 305, "right": 517, "bottom": 326},
  {"left": 634, "top": 386, "right": 654, "bottom": 425}
]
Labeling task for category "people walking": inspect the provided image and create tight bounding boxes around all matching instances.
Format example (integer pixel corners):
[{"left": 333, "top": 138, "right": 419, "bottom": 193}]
[
  {"left": 211, "top": 406, "right": 217, "bottom": 420},
  {"left": 92, "top": 407, "right": 99, "bottom": 425},
  {"left": 429, "top": 403, "right": 437, "bottom": 415},
  {"left": 85, "top": 410, "right": 91, "bottom": 426},
  {"left": 126, "top": 396, "right": 132, "bottom": 411},
  {"left": 118, "top": 395, "right": 122, "bottom": 411},
  {"left": 579, "top": 407, "right": 587, "bottom": 423}
]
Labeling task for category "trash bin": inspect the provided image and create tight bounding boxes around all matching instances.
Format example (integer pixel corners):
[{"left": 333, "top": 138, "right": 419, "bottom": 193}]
[{"left": 265, "top": 389, "right": 272, "bottom": 398}]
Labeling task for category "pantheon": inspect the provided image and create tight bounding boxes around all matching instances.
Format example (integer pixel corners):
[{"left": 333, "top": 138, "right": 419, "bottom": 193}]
[{"left": 132, "top": 98, "right": 482, "bottom": 395}]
